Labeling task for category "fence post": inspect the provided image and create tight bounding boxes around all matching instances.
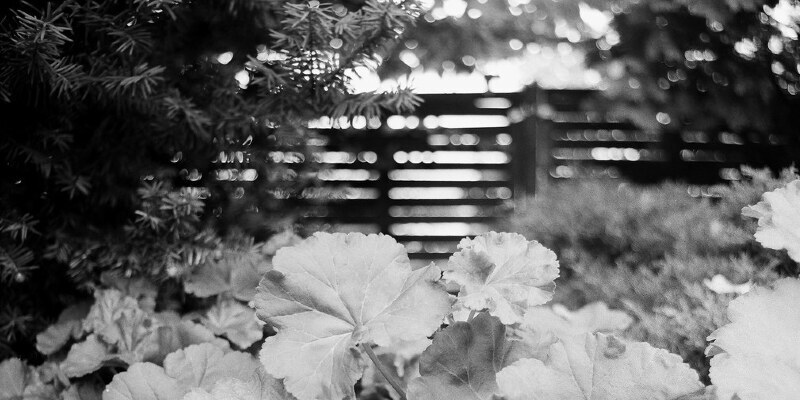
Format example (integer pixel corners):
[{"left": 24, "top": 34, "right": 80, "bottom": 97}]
[
  {"left": 512, "top": 85, "right": 546, "bottom": 207},
  {"left": 376, "top": 140, "right": 394, "bottom": 235}
]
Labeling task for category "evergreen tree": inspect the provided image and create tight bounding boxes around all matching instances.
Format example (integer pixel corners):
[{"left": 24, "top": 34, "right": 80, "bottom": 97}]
[{"left": 0, "top": 0, "right": 420, "bottom": 359}]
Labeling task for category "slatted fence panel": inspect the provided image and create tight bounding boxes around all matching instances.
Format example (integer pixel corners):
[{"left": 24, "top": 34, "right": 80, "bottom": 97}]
[
  {"left": 303, "top": 92, "right": 523, "bottom": 264},
  {"left": 289, "top": 86, "right": 797, "bottom": 263},
  {"left": 533, "top": 87, "right": 799, "bottom": 188}
]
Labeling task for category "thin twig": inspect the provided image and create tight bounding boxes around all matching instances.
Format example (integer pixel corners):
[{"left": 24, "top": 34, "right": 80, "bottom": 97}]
[{"left": 360, "top": 342, "right": 407, "bottom": 400}]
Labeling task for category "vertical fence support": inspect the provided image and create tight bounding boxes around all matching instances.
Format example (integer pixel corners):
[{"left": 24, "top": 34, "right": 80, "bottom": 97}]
[
  {"left": 512, "top": 85, "right": 545, "bottom": 208},
  {"left": 532, "top": 88, "right": 551, "bottom": 198},
  {"left": 376, "top": 142, "right": 394, "bottom": 235}
]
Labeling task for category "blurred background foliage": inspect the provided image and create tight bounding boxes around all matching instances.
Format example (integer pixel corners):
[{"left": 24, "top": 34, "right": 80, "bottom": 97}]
[
  {"left": 382, "top": 0, "right": 800, "bottom": 143},
  {"left": 503, "top": 167, "right": 800, "bottom": 381}
]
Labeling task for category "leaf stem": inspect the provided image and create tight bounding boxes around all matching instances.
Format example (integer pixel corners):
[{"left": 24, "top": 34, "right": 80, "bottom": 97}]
[
  {"left": 467, "top": 309, "right": 477, "bottom": 323},
  {"left": 360, "top": 343, "right": 407, "bottom": 400}
]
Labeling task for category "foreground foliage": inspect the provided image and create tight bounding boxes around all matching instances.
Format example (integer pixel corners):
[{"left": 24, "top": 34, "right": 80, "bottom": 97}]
[
  {"left": 505, "top": 167, "right": 799, "bottom": 379},
  {"left": 1, "top": 176, "right": 799, "bottom": 399}
]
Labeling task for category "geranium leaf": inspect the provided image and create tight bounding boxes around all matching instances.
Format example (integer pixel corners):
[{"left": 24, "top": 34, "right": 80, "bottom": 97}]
[
  {"left": 375, "top": 336, "right": 432, "bottom": 379},
  {"left": 105, "top": 345, "right": 262, "bottom": 400},
  {"left": 183, "top": 262, "right": 232, "bottom": 298},
  {"left": 184, "top": 253, "right": 269, "bottom": 301},
  {"left": 408, "top": 313, "right": 527, "bottom": 400},
  {"left": 515, "top": 302, "right": 632, "bottom": 362},
  {"left": 61, "top": 335, "right": 109, "bottom": 378},
  {"left": 201, "top": 299, "right": 263, "bottom": 348},
  {"left": 83, "top": 289, "right": 141, "bottom": 338},
  {"left": 253, "top": 232, "right": 452, "bottom": 400},
  {"left": 230, "top": 256, "right": 267, "bottom": 302},
  {"left": 81, "top": 289, "right": 164, "bottom": 365},
  {"left": 742, "top": 179, "right": 800, "bottom": 262},
  {"left": 62, "top": 381, "right": 104, "bottom": 400},
  {"left": 444, "top": 232, "right": 559, "bottom": 325},
  {"left": 521, "top": 301, "right": 633, "bottom": 338},
  {"left": 36, "top": 302, "right": 91, "bottom": 355},
  {"left": 0, "top": 358, "right": 26, "bottom": 398},
  {"left": 707, "top": 277, "right": 800, "bottom": 400},
  {"left": 154, "top": 311, "right": 229, "bottom": 359},
  {"left": 163, "top": 343, "right": 260, "bottom": 392},
  {"left": 262, "top": 230, "right": 302, "bottom": 256},
  {"left": 100, "top": 273, "right": 159, "bottom": 312},
  {"left": 2, "top": 359, "right": 60, "bottom": 400},
  {"left": 36, "top": 321, "right": 78, "bottom": 356},
  {"left": 182, "top": 366, "right": 297, "bottom": 400},
  {"left": 103, "top": 362, "right": 183, "bottom": 400},
  {"left": 496, "top": 333, "right": 703, "bottom": 400},
  {"left": 83, "top": 290, "right": 158, "bottom": 347}
]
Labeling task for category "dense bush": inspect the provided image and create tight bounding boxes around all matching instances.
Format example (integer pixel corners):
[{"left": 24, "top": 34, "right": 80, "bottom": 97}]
[
  {"left": 503, "top": 167, "right": 800, "bottom": 380},
  {"left": 0, "top": 0, "right": 420, "bottom": 365}
]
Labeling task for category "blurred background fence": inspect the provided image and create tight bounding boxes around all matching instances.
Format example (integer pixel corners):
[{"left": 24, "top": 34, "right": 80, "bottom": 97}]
[
  {"left": 301, "top": 91, "right": 520, "bottom": 263},
  {"left": 296, "top": 86, "right": 798, "bottom": 263}
]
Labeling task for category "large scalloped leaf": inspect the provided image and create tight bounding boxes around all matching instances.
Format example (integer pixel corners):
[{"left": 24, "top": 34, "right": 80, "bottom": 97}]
[
  {"left": 742, "top": 179, "right": 800, "bottom": 262},
  {"left": 253, "top": 232, "right": 452, "bottom": 400},
  {"left": 0, "top": 358, "right": 26, "bottom": 399},
  {"left": 262, "top": 231, "right": 302, "bottom": 256},
  {"left": 707, "top": 277, "right": 800, "bottom": 400},
  {"left": 514, "top": 302, "right": 633, "bottom": 362},
  {"left": 201, "top": 299, "right": 263, "bottom": 349},
  {"left": 408, "top": 313, "right": 529, "bottom": 400},
  {"left": 103, "top": 344, "right": 261, "bottom": 400},
  {"left": 76, "top": 290, "right": 167, "bottom": 366},
  {"left": 83, "top": 289, "right": 142, "bottom": 339},
  {"left": 522, "top": 302, "right": 633, "bottom": 337},
  {"left": 182, "top": 366, "right": 296, "bottom": 400},
  {"left": 496, "top": 333, "right": 702, "bottom": 400},
  {"left": 36, "top": 302, "right": 90, "bottom": 355},
  {"left": 100, "top": 273, "right": 159, "bottom": 312},
  {"left": 164, "top": 343, "right": 260, "bottom": 391},
  {"left": 61, "top": 334, "right": 109, "bottom": 378},
  {"left": 444, "top": 232, "right": 559, "bottom": 325},
  {"left": 153, "top": 311, "right": 229, "bottom": 359},
  {"left": 103, "top": 362, "right": 183, "bottom": 400},
  {"left": 82, "top": 289, "right": 162, "bottom": 363},
  {"left": 184, "top": 252, "right": 269, "bottom": 301},
  {"left": 62, "top": 381, "right": 104, "bottom": 400}
]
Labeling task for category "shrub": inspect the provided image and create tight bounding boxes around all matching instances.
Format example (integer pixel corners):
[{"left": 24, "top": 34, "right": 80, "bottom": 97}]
[
  {"left": 0, "top": 0, "right": 420, "bottom": 361},
  {"left": 502, "top": 167, "right": 799, "bottom": 380}
]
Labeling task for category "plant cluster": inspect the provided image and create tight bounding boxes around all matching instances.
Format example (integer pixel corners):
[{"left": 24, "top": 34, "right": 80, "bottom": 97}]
[
  {"left": 503, "top": 167, "right": 799, "bottom": 380},
  {"left": 0, "top": 0, "right": 421, "bottom": 359},
  {"left": 4, "top": 194, "right": 799, "bottom": 399}
]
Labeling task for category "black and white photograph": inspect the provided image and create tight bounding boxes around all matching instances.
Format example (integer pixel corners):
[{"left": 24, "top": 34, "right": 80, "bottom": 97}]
[{"left": 1, "top": 1, "right": 799, "bottom": 399}]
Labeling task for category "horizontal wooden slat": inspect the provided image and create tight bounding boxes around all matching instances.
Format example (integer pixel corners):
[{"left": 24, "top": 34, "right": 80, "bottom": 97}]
[
  {"left": 408, "top": 252, "right": 453, "bottom": 260},
  {"left": 304, "top": 216, "right": 496, "bottom": 223},
  {"left": 552, "top": 141, "right": 659, "bottom": 149},
  {"left": 321, "top": 180, "right": 512, "bottom": 188},
  {"left": 317, "top": 127, "right": 512, "bottom": 140},
  {"left": 545, "top": 121, "right": 635, "bottom": 130},
  {"left": 395, "top": 235, "right": 474, "bottom": 242},
  {"left": 304, "top": 162, "right": 511, "bottom": 170},
  {"left": 411, "top": 93, "right": 522, "bottom": 115},
  {"left": 297, "top": 198, "right": 508, "bottom": 206},
  {"left": 539, "top": 89, "right": 601, "bottom": 112}
]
